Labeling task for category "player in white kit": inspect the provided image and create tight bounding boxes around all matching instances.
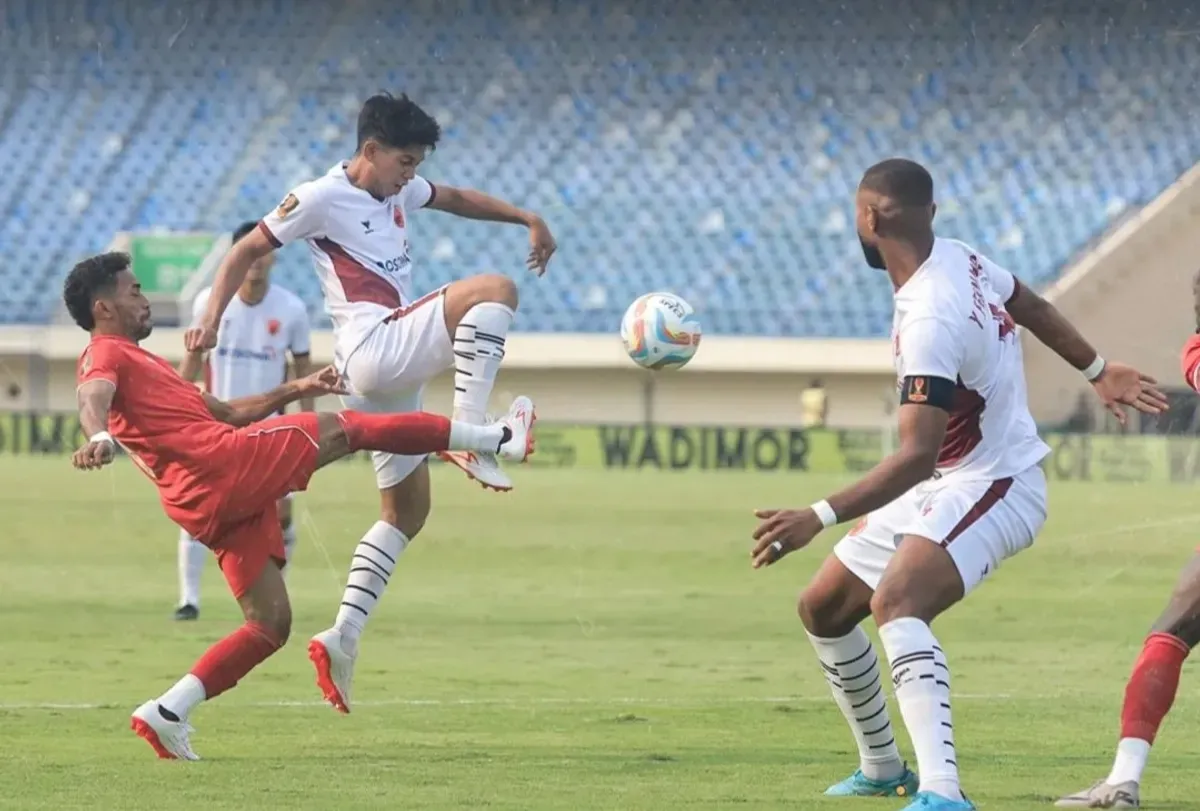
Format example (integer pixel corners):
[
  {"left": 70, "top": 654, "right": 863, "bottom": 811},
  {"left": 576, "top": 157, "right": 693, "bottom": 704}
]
[
  {"left": 185, "top": 93, "right": 552, "bottom": 713},
  {"left": 748, "top": 160, "right": 1167, "bottom": 811},
  {"left": 173, "top": 221, "right": 313, "bottom": 621}
]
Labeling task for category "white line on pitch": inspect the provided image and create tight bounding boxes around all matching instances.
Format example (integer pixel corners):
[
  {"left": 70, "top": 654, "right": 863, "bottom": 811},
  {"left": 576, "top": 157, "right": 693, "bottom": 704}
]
[{"left": 0, "top": 692, "right": 1050, "bottom": 712}]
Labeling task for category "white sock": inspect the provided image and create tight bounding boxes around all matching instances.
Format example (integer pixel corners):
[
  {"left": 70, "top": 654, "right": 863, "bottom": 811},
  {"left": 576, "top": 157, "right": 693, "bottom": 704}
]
[
  {"left": 333, "top": 521, "right": 408, "bottom": 643},
  {"left": 178, "top": 531, "right": 206, "bottom": 608},
  {"left": 157, "top": 673, "right": 206, "bottom": 720},
  {"left": 448, "top": 420, "right": 506, "bottom": 452},
  {"left": 1108, "top": 737, "right": 1151, "bottom": 785},
  {"left": 879, "top": 617, "right": 963, "bottom": 802},
  {"left": 807, "top": 627, "right": 905, "bottom": 782},
  {"left": 452, "top": 302, "right": 513, "bottom": 424}
]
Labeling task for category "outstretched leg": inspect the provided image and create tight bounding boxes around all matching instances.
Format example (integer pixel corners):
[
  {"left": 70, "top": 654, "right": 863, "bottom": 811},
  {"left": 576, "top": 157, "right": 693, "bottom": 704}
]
[{"left": 1057, "top": 553, "right": 1200, "bottom": 809}]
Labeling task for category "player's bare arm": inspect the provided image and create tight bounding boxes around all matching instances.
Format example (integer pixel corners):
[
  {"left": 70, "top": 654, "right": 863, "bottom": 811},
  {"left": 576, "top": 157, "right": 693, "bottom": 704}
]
[
  {"left": 1006, "top": 278, "right": 1168, "bottom": 421},
  {"left": 178, "top": 350, "right": 205, "bottom": 383},
  {"left": 427, "top": 185, "right": 556, "bottom": 275},
  {"left": 203, "top": 366, "right": 345, "bottom": 427},
  {"left": 750, "top": 386, "right": 949, "bottom": 569},
  {"left": 184, "top": 227, "right": 275, "bottom": 352},
  {"left": 291, "top": 352, "right": 315, "bottom": 412},
  {"left": 73, "top": 379, "right": 117, "bottom": 470}
]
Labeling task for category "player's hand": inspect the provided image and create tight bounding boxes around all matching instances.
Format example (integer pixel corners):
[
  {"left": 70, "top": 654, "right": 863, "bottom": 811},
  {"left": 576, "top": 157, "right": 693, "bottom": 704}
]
[
  {"left": 184, "top": 324, "right": 218, "bottom": 352},
  {"left": 751, "top": 508, "right": 824, "bottom": 569},
  {"left": 525, "top": 215, "right": 556, "bottom": 277},
  {"left": 296, "top": 365, "right": 348, "bottom": 397},
  {"left": 1091, "top": 361, "right": 1170, "bottom": 425},
  {"left": 72, "top": 438, "right": 114, "bottom": 471}
]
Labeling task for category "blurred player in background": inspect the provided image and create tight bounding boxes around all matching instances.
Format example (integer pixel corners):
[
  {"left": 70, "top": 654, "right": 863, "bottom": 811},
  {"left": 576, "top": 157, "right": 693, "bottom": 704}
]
[
  {"left": 174, "top": 221, "right": 313, "bottom": 622},
  {"left": 748, "top": 159, "right": 1167, "bottom": 811},
  {"left": 1055, "top": 272, "right": 1200, "bottom": 809},
  {"left": 65, "top": 252, "right": 535, "bottom": 759},
  {"left": 186, "top": 92, "right": 556, "bottom": 714}
]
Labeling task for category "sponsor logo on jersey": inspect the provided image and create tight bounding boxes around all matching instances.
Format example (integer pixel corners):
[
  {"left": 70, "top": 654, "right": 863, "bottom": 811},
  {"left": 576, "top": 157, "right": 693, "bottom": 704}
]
[
  {"left": 215, "top": 346, "right": 278, "bottom": 362},
  {"left": 277, "top": 193, "right": 299, "bottom": 218},
  {"left": 267, "top": 318, "right": 281, "bottom": 336},
  {"left": 375, "top": 252, "right": 411, "bottom": 275}
]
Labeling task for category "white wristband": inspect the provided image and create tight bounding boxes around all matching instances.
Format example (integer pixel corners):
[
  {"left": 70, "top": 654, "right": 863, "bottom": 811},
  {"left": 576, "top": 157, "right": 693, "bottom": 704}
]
[
  {"left": 810, "top": 499, "right": 838, "bottom": 529},
  {"left": 89, "top": 431, "right": 114, "bottom": 447},
  {"left": 1081, "top": 355, "right": 1106, "bottom": 382}
]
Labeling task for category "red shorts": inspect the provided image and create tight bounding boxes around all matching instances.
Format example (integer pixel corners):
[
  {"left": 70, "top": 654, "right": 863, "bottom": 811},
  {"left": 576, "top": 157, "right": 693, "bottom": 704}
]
[{"left": 168, "top": 413, "right": 321, "bottom": 599}]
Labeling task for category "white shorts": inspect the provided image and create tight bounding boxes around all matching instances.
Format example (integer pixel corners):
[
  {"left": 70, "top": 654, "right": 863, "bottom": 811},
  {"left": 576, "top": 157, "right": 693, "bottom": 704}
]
[
  {"left": 338, "top": 289, "right": 454, "bottom": 490},
  {"left": 833, "top": 465, "right": 1047, "bottom": 596}
]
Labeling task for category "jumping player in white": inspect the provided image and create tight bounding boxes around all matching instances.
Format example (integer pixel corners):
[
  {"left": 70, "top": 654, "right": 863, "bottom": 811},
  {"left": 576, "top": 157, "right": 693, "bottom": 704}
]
[
  {"left": 174, "top": 221, "right": 313, "bottom": 621},
  {"left": 184, "top": 93, "right": 552, "bottom": 713},
  {"left": 748, "top": 159, "right": 1168, "bottom": 811}
]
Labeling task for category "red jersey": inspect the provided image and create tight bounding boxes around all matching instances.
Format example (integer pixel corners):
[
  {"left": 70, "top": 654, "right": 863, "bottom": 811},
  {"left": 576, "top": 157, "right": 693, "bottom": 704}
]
[
  {"left": 1182, "top": 335, "right": 1200, "bottom": 392},
  {"left": 77, "top": 335, "right": 240, "bottom": 511}
]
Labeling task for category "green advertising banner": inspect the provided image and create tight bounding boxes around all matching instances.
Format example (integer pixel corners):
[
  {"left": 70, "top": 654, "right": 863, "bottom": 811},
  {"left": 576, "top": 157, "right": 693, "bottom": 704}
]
[
  {"left": 129, "top": 233, "right": 216, "bottom": 295},
  {"left": 2, "top": 412, "right": 1198, "bottom": 484}
]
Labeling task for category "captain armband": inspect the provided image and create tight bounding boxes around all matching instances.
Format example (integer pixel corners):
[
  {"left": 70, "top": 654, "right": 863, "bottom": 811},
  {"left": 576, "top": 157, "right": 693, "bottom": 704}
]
[{"left": 899, "top": 375, "right": 955, "bottom": 411}]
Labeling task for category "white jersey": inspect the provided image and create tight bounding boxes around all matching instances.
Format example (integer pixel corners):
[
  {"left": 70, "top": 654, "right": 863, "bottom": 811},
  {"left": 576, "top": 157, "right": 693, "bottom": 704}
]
[
  {"left": 892, "top": 238, "right": 1049, "bottom": 480},
  {"left": 192, "top": 285, "right": 311, "bottom": 401},
  {"left": 257, "top": 162, "right": 437, "bottom": 364}
]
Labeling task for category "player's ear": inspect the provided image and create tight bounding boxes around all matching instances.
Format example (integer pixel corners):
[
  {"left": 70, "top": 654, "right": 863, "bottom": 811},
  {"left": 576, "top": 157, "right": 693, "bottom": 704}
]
[
  {"left": 930, "top": 202, "right": 937, "bottom": 222},
  {"left": 864, "top": 204, "right": 879, "bottom": 236}
]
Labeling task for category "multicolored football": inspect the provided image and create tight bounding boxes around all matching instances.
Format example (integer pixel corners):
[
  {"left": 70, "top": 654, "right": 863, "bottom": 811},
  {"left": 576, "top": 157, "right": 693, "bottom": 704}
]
[{"left": 620, "top": 292, "right": 702, "bottom": 370}]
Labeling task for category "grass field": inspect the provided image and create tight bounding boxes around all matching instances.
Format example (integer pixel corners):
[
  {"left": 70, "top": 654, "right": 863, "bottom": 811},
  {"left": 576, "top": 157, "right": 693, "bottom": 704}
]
[{"left": 1, "top": 456, "right": 1199, "bottom": 810}]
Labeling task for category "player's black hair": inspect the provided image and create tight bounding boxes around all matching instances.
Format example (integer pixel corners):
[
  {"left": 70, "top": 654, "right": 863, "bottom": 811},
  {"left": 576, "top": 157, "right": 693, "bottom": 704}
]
[
  {"left": 356, "top": 92, "right": 441, "bottom": 152},
  {"left": 63, "top": 252, "right": 131, "bottom": 331},
  {"left": 860, "top": 158, "right": 934, "bottom": 208},
  {"left": 232, "top": 221, "right": 258, "bottom": 243}
]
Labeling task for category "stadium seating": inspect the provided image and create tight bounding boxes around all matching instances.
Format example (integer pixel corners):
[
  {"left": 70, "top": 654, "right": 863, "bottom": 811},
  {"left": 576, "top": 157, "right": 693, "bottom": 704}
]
[{"left": 4, "top": 0, "right": 1200, "bottom": 334}]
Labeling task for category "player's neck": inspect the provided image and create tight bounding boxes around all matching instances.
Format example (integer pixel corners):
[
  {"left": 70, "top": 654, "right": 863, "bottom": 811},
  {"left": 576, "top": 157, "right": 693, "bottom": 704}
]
[
  {"left": 238, "top": 285, "right": 268, "bottom": 307},
  {"left": 883, "top": 236, "right": 935, "bottom": 290},
  {"left": 344, "top": 156, "right": 385, "bottom": 201},
  {"left": 91, "top": 326, "right": 134, "bottom": 343}
]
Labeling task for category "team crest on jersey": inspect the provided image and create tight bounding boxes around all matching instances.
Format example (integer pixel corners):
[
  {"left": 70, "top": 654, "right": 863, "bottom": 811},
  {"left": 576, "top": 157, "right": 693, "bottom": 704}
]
[
  {"left": 266, "top": 318, "right": 281, "bottom": 336},
  {"left": 80, "top": 350, "right": 92, "bottom": 375},
  {"left": 393, "top": 206, "right": 405, "bottom": 228},
  {"left": 276, "top": 193, "right": 299, "bottom": 219},
  {"left": 848, "top": 516, "right": 868, "bottom": 536}
]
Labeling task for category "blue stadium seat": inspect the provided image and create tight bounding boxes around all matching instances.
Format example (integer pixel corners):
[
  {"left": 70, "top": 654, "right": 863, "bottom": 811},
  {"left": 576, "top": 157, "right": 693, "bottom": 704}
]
[{"left": 3, "top": 0, "right": 1199, "bottom": 331}]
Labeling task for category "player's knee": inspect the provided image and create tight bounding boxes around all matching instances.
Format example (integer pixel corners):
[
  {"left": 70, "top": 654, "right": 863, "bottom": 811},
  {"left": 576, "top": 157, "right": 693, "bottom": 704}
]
[
  {"left": 797, "top": 586, "right": 856, "bottom": 638},
  {"left": 869, "top": 581, "right": 934, "bottom": 625},
  {"left": 379, "top": 487, "right": 431, "bottom": 538},
  {"left": 475, "top": 273, "right": 519, "bottom": 310},
  {"left": 1153, "top": 596, "right": 1200, "bottom": 647},
  {"left": 245, "top": 603, "right": 292, "bottom": 647}
]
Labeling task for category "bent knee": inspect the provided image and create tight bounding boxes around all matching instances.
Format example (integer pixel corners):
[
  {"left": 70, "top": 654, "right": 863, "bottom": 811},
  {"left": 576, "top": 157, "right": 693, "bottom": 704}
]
[
  {"left": 463, "top": 273, "right": 518, "bottom": 310},
  {"left": 869, "top": 584, "right": 931, "bottom": 626},
  {"left": 798, "top": 587, "right": 863, "bottom": 639},
  {"left": 379, "top": 488, "right": 431, "bottom": 539},
  {"left": 245, "top": 606, "right": 292, "bottom": 647}
]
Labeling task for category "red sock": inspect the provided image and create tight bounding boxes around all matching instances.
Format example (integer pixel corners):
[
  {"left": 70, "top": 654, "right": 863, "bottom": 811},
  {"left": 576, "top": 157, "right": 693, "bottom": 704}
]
[
  {"left": 1119, "top": 632, "right": 1190, "bottom": 743},
  {"left": 337, "top": 411, "right": 451, "bottom": 455},
  {"left": 189, "top": 622, "right": 282, "bottom": 701}
]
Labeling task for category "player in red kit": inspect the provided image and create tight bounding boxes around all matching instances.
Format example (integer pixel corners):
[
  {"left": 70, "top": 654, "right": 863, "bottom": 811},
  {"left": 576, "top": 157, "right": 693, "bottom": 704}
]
[
  {"left": 1057, "top": 274, "right": 1200, "bottom": 808},
  {"left": 64, "top": 252, "right": 536, "bottom": 760}
]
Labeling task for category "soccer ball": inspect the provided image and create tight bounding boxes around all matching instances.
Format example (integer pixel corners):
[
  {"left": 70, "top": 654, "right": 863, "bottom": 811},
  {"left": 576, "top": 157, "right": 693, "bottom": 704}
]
[{"left": 620, "top": 292, "right": 701, "bottom": 370}]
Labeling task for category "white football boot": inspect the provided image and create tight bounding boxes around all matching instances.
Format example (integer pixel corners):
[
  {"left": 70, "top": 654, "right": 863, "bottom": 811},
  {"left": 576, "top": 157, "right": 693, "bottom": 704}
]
[
  {"left": 1056, "top": 780, "right": 1140, "bottom": 808},
  {"left": 308, "top": 628, "right": 357, "bottom": 714},
  {"left": 439, "top": 396, "right": 536, "bottom": 490},
  {"left": 130, "top": 700, "right": 200, "bottom": 760}
]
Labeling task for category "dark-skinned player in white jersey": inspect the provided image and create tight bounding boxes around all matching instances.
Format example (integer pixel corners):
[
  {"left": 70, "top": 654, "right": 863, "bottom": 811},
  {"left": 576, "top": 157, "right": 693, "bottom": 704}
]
[{"left": 749, "top": 159, "right": 1168, "bottom": 811}]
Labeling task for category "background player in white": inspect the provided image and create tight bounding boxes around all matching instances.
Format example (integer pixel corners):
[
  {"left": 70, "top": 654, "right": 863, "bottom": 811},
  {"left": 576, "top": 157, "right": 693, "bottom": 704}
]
[
  {"left": 184, "top": 93, "right": 554, "bottom": 713},
  {"left": 174, "top": 221, "right": 313, "bottom": 621},
  {"left": 747, "top": 160, "right": 1167, "bottom": 811}
]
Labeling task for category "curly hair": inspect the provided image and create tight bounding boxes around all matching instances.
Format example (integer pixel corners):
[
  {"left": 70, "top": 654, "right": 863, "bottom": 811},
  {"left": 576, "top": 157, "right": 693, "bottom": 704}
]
[{"left": 63, "top": 252, "right": 130, "bottom": 331}]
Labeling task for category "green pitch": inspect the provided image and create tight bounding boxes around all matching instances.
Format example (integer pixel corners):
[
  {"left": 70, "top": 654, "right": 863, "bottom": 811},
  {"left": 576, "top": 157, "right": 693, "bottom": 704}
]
[{"left": 0, "top": 457, "right": 1198, "bottom": 810}]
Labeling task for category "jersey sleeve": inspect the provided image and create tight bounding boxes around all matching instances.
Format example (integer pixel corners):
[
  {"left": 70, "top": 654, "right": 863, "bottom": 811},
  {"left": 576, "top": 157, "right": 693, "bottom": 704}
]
[
  {"left": 258, "top": 179, "right": 327, "bottom": 248},
  {"left": 190, "top": 287, "right": 211, "bottom": 328},
  {"left": 397, "top": 174, "right": 437, "bottom": 212},
  {"left": 288, "top": 298, "right": 312, "bottom": 356},
  {"left": 977, "top": 251, "right": 1017, "bottom": 304},
  {"left": 1181, "top": 335, "right": 1200, "bottom": 392},
  {"left": 898, "top": 316, "right": 964, "bottom": 409},
  {"left": 77, "top": 341, "right": 124, "bottom": 389}
]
